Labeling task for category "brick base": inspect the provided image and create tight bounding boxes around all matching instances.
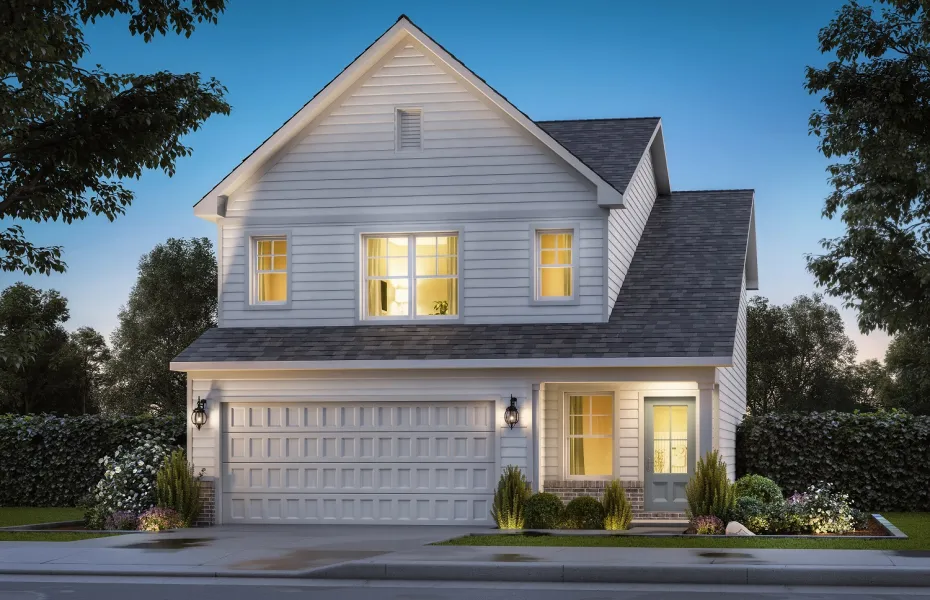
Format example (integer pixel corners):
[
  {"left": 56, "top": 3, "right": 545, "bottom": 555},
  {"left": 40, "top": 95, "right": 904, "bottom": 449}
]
[
  {"left": 543, "top": 480, "right": 685, "bottom": 521},
  {"left": 194, "top": 478, "right": 216, "bottom": 527}
]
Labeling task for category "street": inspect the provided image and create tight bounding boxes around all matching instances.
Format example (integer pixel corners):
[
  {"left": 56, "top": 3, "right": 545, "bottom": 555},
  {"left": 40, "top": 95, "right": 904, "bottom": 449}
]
[{"left": 0, "top": 576, "right": 929, "bottom": 600}]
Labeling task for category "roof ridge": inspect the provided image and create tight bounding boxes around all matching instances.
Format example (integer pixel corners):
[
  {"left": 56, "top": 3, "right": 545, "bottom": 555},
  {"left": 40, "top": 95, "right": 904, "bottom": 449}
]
[
  {"left": 670, "top": 188, "right": 755, "bottom": 194},
  {"left": 536, "top": 117, "right": 660, "bottom": 123}
]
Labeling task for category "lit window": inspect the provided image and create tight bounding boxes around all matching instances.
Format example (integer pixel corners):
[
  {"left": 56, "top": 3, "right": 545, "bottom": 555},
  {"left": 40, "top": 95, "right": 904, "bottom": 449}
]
[
  {"left": 255, "top": 237, "right": 287, "bottom": 303},
  {"left": 567, "top": 395, "right": 613, "bottom": 476},
  {"left": 537, "top": 231, "right": 573, "bottom": 299},
  {"left": 364, "top": 234, "right": 458, "bottom": 319},
  {"left": 652, "top": 405, "right": 689, "bottom": 474}
]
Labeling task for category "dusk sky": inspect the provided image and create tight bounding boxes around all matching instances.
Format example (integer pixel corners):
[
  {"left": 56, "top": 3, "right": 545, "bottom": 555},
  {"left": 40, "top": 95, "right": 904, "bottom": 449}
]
[{"left": 1, "top": 0, "right": 891, "bottom": 361}]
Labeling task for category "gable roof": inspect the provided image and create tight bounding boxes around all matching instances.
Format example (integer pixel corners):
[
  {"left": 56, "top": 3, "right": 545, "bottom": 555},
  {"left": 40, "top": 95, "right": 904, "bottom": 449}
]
[
  {"left": 193, "top": 15, "right": 649, "bottom": 220},
  {"left": 538, "top": 118, "right": 661, "bottom": 195},
  {"left": 173, "top": 189, "right": 754, "bottom": 370}
]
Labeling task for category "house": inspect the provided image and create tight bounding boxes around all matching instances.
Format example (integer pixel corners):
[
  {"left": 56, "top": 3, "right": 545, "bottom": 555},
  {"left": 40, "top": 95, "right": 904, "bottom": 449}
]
[{"left": 171, "top": 15, "right": 758, "bottom": 526}]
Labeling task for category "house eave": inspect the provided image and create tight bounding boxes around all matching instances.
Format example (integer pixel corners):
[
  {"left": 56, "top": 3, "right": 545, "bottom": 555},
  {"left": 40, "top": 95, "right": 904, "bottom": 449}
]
[{"left": 170, "top": 355, "right": 734, "bottom": 372}]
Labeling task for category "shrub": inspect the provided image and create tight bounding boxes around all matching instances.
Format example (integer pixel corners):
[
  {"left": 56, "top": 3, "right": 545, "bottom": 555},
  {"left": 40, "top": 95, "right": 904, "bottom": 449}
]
[
  {"left": 138, "top": 507, "right": 184, "bottom": 531},
  {"left": 0, "top": 414, "right": 184, "bottom": 507},
  {"left": 691, "top": 515, "right": 724, "bottom": 535},
  {"left": 792, "top": 484, "right": 855, "bottom": 534},
  {"left": 93, "top": 431, "right": 173, "bottom": 515},
  {"left": 602, "top": 480, "right": 633, "bottom": 531},
  {"left": 491, "top": 466, "right": 530, "bottom": 529},
  {"left": 685, "top": 450, "right": 735, "bottom": 520},
  {"left": 851, "top": 508, "right": 872, "bottom": 531},
  {"left": 83, "top": 503, "right": 109, "bottom": 530},
  {"left": 156, "top": 449, "right": 203, "bottom": 527},
  {"left": 734, "top": 474, "right": 783, "bottom": 504},
  {"left": 104, "top": 511, "right": 139, "bottom": 531},
  {"left": 737, "top": 410, "right": 930, "bottom": 511},
  {"left": 563, "top": 496, "right": 605, "bottom": 530},
  {"left": 732, "top": 496, "right": 770, "bottom": 533},
  {"left": 524, "top": 493, "right": 564, "bottom": 529}
]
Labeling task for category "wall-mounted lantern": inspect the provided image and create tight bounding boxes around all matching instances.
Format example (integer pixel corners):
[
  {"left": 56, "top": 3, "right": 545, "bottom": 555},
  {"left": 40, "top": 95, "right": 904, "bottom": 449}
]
[
  {"left": 504, "top": 396, "right": 520, "bottom": 429},
  {"left": 191, "top": 397, "right": 208, "bottom": 430}
]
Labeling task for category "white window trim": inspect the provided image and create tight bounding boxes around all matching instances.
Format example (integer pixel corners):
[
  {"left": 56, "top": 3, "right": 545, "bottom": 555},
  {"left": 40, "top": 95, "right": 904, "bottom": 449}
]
[
  {"left": 395, "top": 106, "right": 423, "bottom": 152},
  {"left": 357, "top": 229, "right": 463, "bottom": 323},
  {"left": 247, "top": 229, "right": 292, "bottom": 309},
  {"left": 529, "top": 223, "right": 581, "bottom": 306},
  {"left": 560, "top": 391, "right": 616, "bottom": 481}
]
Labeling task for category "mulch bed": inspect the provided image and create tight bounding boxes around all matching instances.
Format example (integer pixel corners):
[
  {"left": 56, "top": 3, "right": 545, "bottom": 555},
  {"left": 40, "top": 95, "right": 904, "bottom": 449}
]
[{"left": 685, "top": 516, "right": 891, "bottom": 537}]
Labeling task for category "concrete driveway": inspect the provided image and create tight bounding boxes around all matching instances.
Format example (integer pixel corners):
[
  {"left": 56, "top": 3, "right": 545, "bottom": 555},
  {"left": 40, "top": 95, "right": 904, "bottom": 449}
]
[{"left": 0, "top": 525, "right": 484, "bottom": 575}]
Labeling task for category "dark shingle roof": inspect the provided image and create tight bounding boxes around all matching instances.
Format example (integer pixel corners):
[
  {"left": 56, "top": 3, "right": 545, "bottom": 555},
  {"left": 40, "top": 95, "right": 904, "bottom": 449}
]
[
  {"left": 537, "top": 118, "right": 660, "bottom": 194},
  {"left": 175, "top": 189, "right": 753, "bottom": 365}
]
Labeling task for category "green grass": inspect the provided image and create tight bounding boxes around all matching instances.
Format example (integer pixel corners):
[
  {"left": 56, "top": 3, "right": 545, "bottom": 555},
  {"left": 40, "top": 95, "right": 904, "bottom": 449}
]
[
  {"left": 438, "top": 513, "right": 930, "bottom": 550},
  {"left": 0, "top": 507, "right": 110, "bottom": 542}
]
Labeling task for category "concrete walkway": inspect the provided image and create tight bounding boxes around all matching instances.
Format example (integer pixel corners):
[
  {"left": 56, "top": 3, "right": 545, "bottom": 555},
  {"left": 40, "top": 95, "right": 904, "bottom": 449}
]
[{"left": 0, "top": 525, "right": 928, "bottom": 587}]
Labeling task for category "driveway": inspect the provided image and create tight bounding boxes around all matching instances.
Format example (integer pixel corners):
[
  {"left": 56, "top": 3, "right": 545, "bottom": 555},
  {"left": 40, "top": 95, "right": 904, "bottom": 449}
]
[{"left": 0, "top": 525, "right": 483, "bottom": 575}]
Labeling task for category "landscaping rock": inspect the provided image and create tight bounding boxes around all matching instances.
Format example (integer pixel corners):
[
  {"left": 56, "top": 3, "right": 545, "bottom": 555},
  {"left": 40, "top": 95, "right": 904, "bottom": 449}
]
[{"left": 726, "top": 521, "right": 755, "bottom": 536}]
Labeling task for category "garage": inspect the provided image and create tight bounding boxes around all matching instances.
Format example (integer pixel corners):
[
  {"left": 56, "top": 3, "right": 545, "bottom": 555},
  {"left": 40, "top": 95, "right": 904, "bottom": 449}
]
[{"left": 221, "top": 401, "right": 497, "bottom": 524}]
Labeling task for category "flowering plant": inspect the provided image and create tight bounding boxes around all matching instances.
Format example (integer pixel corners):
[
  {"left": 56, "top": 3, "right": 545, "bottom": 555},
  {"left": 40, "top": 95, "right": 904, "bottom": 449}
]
[
  {"left": 793, "top": 484, "right": 855, "bottom": 534},
  {"left": 104, "top": 511, "right": 139, "bottom": 531},
  {"left": 92, "top": 430, "right": 172, "bottom": 515},
  {"left": 691, "top": 515, "right": 724, "bottom": 535},
  {"left": 138, "top": 507, "right": 184, "bottom": 532}
]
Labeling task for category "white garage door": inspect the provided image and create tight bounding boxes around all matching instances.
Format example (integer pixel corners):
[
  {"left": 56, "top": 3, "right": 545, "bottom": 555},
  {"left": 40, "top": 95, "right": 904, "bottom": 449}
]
[{"left": 221, "top": 401, "right": 496, "bottom": 525}]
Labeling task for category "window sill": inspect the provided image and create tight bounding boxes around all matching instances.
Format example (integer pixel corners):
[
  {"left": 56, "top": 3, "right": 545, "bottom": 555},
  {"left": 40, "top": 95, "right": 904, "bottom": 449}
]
[
  {"left": 356, "top": 315, "right": 464, "bottom": 325},
  {"left": 246, "top": 302, "right": 292, "bottom": 310},
  {"left": 529, "top": 297, "right": 581, "bottom": 307}
]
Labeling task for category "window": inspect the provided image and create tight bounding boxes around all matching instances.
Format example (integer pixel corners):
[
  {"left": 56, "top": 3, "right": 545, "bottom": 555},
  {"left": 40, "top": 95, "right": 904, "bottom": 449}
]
[
  {"left": 254, "top": 237, "right": 287, "bottom": 304},
  {"left": 537, "top": 230, "right": 573, "bottom": 299},
  {"left": 396, "top": 108, "right": 422, "bottom": 150},
  {"left": 566, "top": 394, "right": 613, "bottom": 477},
  {"left": 364, "top": 234, "right": 458, "bottom": 319}
]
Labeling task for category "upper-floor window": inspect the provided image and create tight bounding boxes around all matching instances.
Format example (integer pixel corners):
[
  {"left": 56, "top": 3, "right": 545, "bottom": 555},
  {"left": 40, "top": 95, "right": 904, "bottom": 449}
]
[
  {"left": 536, "top": 230, "right": 574, "bottom": 299},
  {"left": 254, "top": 237, "right": 288, "bottom": 304},
  {"left": 396, "top": 108, "right": 422, "bottom": 151},
  {"left": 364, "top": 234, "right": 458, "bottom": 319}
]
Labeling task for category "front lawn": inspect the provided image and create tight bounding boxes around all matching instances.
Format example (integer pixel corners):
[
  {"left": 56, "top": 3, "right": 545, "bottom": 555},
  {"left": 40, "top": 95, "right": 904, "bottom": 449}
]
[
  {"left": 0, "top": 507, "right": 110, "bottom": 542},
  {"left": 438, "top": 513, "right": 930, "bottom": 550}
]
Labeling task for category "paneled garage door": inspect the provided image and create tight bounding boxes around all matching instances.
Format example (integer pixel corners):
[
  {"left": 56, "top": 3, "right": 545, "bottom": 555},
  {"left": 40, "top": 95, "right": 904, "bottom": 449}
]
[{"left": 221, "top": 401, "right": 496, "bottom": 524}]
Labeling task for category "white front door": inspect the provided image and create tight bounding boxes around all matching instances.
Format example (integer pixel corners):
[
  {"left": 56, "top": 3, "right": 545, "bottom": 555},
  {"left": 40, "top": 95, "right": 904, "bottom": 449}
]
[{"left": 221, "top": 401, "right": 496, "bottom": 525}]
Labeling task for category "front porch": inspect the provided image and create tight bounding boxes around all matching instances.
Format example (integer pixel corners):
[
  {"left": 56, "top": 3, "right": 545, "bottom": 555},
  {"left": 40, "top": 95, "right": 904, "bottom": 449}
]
[{"left": 533, "top": 379, "right": 720, "bottom": 520}]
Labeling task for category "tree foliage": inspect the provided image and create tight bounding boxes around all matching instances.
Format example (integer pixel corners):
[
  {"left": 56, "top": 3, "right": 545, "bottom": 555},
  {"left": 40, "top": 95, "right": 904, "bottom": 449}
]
[
  {"left": 882, "top": 329, "right": 930, "bottom": 415},
  {"left": 103, "top": 237, "right": 216, "bottom": 415},
  {"left": 806, "top": 0, "right": 930, "bottom": 335},
  {"left": 747, "top": 294, "right": 865, "bottom": 414},
  {"left": 0, "top": 282, "right": 107, "bottom": 414},
  {"left": 0, "top": 0, "right": 230, "bottom": 277}
]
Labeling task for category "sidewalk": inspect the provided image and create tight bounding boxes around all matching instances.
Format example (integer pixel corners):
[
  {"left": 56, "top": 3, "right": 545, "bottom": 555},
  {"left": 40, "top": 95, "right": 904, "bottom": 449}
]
[{"left": 0, "top": 526, "right": 927, "bottom": 587}]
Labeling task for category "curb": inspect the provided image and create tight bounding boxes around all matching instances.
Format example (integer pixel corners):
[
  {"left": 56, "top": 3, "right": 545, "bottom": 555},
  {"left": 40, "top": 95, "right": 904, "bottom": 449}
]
[{"left": 306, "top": 561, "right": 930, "bottom": 587}]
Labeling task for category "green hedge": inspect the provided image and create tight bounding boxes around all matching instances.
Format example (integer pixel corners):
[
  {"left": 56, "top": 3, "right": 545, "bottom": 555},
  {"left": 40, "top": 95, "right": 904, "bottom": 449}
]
[
  {"left": 0, "top": 414, "right": 185, "bottom": 507},
  {"left": 736, "top": 411, "right": 930, "bottom": 511}
]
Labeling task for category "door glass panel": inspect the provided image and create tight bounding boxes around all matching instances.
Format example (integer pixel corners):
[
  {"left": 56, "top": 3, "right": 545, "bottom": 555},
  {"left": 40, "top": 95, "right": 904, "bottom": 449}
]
[
  {"left": 652, "top": 405, "right": 689, "bottom": 475},
  {"left": 670, "top": 406, "right": 688, "bottom": 474},
  {"left": 652, "top": 406, "right": 671, "bottom": 474}
]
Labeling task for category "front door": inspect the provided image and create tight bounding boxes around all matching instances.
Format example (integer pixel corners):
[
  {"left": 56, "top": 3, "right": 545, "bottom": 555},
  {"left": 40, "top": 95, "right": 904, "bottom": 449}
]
[{"left": 644, "top": 398, "right": 695, "bottom": 513}]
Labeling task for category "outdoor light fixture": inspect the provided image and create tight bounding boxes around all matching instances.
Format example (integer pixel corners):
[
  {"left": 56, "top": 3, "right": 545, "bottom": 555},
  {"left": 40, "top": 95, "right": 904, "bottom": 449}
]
[
  {"left": 191, "top": 397, "right": 207, "bottom": 430},
  {"left": 504, "top": 396, "right": 520, "bottom": 429}
]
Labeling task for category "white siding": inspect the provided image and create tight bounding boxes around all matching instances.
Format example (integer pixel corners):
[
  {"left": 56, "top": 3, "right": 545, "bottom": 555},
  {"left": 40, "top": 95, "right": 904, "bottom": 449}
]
[
  {"left": 219, "top": 38, "right": 605, "bottom": 326},
  {"left": 716, "top": 275, "right": 748, "bottom": 481},
  {"left": 219, "top": 217, "right": 604, "bottom": 326},
  {"left": 606, "top": 150, "right": 657, "bottom": 314}
]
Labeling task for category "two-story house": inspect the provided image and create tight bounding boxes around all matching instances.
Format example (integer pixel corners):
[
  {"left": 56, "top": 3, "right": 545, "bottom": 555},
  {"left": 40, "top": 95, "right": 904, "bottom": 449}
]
[{"left": 172, "top": 15, "right": 758, "bottom": 526}]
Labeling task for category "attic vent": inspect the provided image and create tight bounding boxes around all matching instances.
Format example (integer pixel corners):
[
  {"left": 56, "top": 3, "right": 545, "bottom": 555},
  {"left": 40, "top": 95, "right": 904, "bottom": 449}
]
[{"left": 396, "top": 108, "right": 422, "bottom": 150}]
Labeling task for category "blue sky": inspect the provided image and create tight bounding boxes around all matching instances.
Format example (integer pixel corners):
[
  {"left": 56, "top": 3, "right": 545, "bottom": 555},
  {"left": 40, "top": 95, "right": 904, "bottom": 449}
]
[{"left": 2, "top": 0, "right": 892, "bottom": 360}]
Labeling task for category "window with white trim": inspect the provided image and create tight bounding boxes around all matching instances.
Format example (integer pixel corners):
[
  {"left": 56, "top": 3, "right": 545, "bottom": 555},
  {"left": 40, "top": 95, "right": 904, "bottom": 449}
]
[
  {"left": 364, "top": 234, "right": 458, "bottom": 319},
  {"left": 536, "top": 230, "right": 574, "bottom": 299},
  {"left": 253, "top": 237, "right": 287, "bottom": 304},
  {"left": 566, "top": 394, "right": 614, "bottom": 477},
  {"left": 396, "top": 108, "right": 422, "bottom": 150}
]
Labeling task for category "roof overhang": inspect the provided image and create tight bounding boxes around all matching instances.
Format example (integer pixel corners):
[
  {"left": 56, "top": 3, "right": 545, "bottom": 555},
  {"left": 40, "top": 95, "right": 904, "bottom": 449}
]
[
  {"left": 745, "top": 197, "right": 759, "bottom": 290},
  {"left": 194, "top": 15, "right": 624, "bottom": 221},
  {"left": 170, "top": 355, "right": 733, "bottom": 372}
]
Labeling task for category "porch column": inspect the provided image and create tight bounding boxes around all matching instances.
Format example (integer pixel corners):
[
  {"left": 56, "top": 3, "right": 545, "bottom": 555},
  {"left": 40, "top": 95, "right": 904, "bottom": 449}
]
[
  {"left": 531, "top": 384, "right": 540, "bottom": 493},
  {"left": 697, "top": 382, "right": 714, "bottom": 463}
]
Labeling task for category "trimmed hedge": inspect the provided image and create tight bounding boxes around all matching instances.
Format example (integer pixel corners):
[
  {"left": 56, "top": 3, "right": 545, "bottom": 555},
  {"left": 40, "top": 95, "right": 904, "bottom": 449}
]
[
  {"left": 736, "top": 411, "right": 930, "bottom": 511},
  {"left": 0, "top": 414, "right": 185, "bottom": 507}
]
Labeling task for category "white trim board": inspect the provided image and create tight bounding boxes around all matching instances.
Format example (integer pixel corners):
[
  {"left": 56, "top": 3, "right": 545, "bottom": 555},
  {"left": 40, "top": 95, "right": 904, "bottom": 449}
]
[{"left": 171, "top": 356, "right": 734, "bottom": 372}]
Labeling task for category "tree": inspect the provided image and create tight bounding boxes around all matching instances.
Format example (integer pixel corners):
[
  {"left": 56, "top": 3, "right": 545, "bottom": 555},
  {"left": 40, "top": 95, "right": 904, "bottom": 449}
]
[
  {"left": 103, "top": 237, "right": 216, "bottom": 415},
  {"left": 69, "top": 326, "right": 111, "bottom": 414},
  {"left": 1, "top": 0, "right": 230, "bottom": 278},
  {"left": 0, "top": 283, "right": 106, "bottom": 414},
  {"left": 747, "top": 294, "right": 862, "bottom": 414},
  {"left": 881, "top": 329, "right": 930, "bottom": 415},
  {"left": 805, "top": 1, "right": 930, "bottom": 335}
]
